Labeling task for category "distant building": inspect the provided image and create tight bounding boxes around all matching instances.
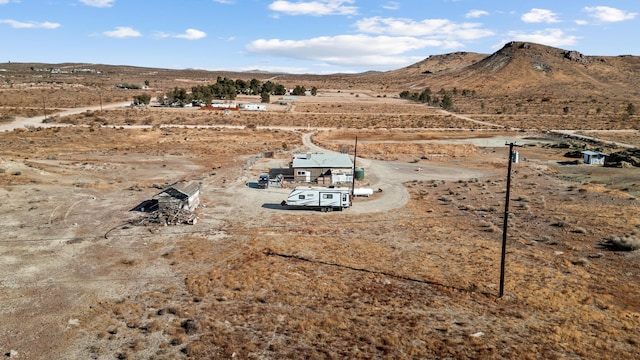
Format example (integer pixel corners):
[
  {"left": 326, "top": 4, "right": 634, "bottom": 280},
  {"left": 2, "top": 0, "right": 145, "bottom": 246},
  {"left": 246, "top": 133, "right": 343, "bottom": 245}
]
[
  {"left": 72, "top": 68, "right": 96, "bottom": 74},
  {"left": 242, "top": 103, "right": 266, "bottom": 111},
  {"left": 581, "top": 150, "right": 608, "bottom": 165},
  {"left": 201, "top": 103, "right": 239, "bottom": 111},
  {"left": 291, "top": 153, "right": 353, "bottom": 184}
]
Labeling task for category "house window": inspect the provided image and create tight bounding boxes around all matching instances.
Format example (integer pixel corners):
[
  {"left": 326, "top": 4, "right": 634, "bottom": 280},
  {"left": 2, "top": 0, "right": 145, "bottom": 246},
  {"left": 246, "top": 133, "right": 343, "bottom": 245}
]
[
  {"left": 297, "top": 171, "right": 306, "bottom": 176},
  {"left": 298, "top": 195, "right": 305, "bottom": 199},
  {"left": 322, "top": 194, "right": 333, "bottom": 199}
]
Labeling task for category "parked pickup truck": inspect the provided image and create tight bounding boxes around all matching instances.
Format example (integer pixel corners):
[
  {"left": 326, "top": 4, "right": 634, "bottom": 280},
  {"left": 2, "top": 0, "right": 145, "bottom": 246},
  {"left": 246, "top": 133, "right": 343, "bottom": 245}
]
[{"left": 257, "top": 173, "right": 269, "bottom": 189}]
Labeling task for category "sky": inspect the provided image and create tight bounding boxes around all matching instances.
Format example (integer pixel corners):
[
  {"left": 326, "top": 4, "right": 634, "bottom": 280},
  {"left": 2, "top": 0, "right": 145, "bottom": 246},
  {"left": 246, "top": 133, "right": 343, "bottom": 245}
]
[{"left": 1, "top": 0, "right": 638, "bottom": 74}]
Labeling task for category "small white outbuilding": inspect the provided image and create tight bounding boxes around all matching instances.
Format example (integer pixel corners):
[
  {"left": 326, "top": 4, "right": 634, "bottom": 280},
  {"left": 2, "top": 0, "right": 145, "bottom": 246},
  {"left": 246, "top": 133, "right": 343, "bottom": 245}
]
[{"left": 581, "top": 150, "right": 608, "bottom": 165}]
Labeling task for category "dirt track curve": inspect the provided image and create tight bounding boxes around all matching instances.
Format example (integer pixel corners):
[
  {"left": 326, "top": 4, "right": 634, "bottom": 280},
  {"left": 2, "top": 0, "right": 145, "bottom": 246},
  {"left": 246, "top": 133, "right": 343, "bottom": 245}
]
[{"left": 301, "top": 133, "right": 496, "bottom": 214}]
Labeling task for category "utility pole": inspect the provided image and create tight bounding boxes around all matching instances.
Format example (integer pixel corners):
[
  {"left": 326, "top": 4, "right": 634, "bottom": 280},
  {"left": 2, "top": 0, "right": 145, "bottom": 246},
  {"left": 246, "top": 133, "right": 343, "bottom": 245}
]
[
  {"left": 42, "top": 91, "right": 47, "bottom": 120},
  {"left": 351, "top": 136, "right": 358, "bottom": 196},
  {"left": 499, "top": 142, "right": 516, "bottom": 298}
]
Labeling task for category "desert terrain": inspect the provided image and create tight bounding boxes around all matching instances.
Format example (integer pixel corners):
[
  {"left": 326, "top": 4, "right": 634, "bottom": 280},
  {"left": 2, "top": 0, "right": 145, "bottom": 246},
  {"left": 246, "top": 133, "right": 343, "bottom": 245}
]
[{"left": 1, "top": 42, "right": 640, "bottom": 359}]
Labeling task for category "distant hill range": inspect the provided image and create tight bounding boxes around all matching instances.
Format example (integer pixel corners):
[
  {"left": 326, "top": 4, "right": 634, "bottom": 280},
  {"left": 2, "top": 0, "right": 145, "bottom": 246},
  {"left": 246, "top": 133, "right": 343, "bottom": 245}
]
[{"left": 3, "top": 42, "right": 639, "bottom": 102}]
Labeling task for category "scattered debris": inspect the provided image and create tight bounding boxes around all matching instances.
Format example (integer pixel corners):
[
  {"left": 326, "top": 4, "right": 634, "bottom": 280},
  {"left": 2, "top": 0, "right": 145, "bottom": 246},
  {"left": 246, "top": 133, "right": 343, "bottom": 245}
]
[{"left": 131, "top": 207, "right": 197, "bottom": 226}]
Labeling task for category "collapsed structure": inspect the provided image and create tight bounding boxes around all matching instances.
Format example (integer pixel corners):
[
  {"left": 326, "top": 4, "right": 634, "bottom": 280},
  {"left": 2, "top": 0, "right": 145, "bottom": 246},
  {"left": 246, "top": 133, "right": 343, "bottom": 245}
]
[
  {"left": 131, "top": 181, "right": 200, "bottom": 226},
  {"left": 157, "top": 181, "right": 200, "bottom": 212}
]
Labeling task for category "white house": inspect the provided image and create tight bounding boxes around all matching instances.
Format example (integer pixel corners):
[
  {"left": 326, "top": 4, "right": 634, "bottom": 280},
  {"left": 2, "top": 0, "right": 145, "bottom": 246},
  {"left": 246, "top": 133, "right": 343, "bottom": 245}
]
[{"left": 291, "top": 153, "right": 354, "bottom": 184}]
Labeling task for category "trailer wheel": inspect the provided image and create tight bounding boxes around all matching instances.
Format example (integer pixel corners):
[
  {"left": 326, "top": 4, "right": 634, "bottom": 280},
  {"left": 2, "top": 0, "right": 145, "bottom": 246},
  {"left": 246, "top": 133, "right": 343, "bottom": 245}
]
[{"left": 321, "top": 207, "right": 329, "bottom": 212}]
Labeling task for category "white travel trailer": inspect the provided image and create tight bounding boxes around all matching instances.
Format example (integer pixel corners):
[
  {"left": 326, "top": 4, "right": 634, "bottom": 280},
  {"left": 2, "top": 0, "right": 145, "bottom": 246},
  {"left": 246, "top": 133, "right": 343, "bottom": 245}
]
[{"left": 281, "top": 186, "right": 351, "bottom": 212}]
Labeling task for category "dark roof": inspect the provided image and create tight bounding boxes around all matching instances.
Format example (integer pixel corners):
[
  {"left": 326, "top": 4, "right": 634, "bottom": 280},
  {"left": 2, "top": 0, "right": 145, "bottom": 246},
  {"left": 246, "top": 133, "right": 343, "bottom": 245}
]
[{"left": 157, "top": 181, "right": 200, "bottom": 200}]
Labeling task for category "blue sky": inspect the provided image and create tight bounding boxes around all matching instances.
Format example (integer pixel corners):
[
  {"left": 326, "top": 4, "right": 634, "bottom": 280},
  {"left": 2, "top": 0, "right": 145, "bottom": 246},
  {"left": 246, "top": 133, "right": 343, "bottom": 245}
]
[{"left": 1, "top": 0, "right": 638, "bottom": 74}]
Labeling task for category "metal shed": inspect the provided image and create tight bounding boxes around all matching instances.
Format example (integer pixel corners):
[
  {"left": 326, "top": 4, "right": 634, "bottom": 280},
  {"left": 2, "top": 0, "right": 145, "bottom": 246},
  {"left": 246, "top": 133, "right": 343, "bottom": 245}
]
[{"left": 581, "top": 150, "right": 608, "bottom": 165}]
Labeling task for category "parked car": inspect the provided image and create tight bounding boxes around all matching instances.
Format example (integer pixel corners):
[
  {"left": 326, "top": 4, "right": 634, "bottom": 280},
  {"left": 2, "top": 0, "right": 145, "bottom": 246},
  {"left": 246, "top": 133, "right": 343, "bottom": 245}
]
[{"left": 257, "top": 173, "right": 269, "bottom": 189}]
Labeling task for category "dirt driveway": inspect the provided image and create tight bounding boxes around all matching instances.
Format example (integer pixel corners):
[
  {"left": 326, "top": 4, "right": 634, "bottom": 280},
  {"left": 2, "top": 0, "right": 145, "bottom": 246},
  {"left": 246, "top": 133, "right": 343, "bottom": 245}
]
[
  {"left": 206, "top": 131, "right": 499, "bottom": 226},
  {"left": 244, "top": 133, "right": 499, "bottom": 215}
]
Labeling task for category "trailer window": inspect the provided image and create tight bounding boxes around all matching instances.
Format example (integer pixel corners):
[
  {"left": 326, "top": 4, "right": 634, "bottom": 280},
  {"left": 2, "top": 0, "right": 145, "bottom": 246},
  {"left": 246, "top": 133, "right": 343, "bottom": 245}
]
[
  {"left": 322, "top": 194, "right": 333, "bottom": 199},
  {"left": 298, "top": 195, "right": 305, "bottom": 199},
  {"left": 343, "top": 194, "right": 347, "bottom": 201}
]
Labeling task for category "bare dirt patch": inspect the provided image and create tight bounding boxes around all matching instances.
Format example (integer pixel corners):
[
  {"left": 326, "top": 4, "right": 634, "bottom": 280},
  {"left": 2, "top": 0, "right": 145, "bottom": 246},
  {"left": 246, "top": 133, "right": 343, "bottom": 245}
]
[{"left": 2, "top": 123, "right": 640, "bottom": 359}]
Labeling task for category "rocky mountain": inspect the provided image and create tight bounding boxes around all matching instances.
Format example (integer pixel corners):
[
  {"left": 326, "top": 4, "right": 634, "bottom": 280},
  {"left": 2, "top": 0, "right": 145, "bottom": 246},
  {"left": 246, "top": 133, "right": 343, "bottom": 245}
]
[{"left": 379, "top": 42, "right": 640, "bottom": 97}]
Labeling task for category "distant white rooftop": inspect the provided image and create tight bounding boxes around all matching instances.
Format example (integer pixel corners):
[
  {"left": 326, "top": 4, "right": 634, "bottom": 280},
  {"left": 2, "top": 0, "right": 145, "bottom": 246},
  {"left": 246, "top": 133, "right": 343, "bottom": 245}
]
[
  {"left": 292, "top": 153, "right": 353, "bottom": 168},
  {"left": 581, "top": 150, "right": 608, "bottom": 156}
]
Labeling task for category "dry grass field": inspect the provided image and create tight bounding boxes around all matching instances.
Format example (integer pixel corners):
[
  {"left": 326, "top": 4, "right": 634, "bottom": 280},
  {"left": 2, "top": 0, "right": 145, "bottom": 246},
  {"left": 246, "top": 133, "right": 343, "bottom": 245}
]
[{"left": 1, "top": 43, "right": 640, "bottom": 359}]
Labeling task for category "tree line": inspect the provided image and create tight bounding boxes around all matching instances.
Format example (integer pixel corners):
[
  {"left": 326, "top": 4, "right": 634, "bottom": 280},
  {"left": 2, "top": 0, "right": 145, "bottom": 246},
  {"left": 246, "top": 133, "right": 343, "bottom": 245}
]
[{"left": 153, "top": 77, "right": 317, "bottom": 106}]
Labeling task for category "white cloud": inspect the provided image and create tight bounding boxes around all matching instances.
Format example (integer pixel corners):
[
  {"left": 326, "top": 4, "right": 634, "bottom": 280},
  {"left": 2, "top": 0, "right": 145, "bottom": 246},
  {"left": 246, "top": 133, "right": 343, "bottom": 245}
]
[
  {"left": 318, "top": 54, "right": 426, "bottom": 69},
  {"left": 466, "top": 10, "right": 489, "bottom": 19},
  {"left": 355, "top": 16, "right": 494, "bottom": 40},
  {"left": 0, "top": 19, "right": 61, "bottom": 29},
  {"left": 575, "top": 19, "right": 588, "bottom": 26},
  {"left": 174, "top": 28, "right": 207, "bottom": 40},
  {"left": 584, "top": 6, "right": 637, "bottom": 22},
  {"left": 521, "top": 8, "right": 560, "bottom": 23},
  {"left": 248, "top": 35, "right": 431, "bottom": 56},
  {"left": 103, "top": 26, "right": 141, "bottom": 38},
  {"left": 507, "top": 28, "right": 579, "bottom": 47},
  {"left": 268, "top": 0, "right": 357, "bottom": 16},
  {"left": 213, "top": 0, "right": 234, "bottom": 3},
  {"left": 156, "top": 29, "right": 207, "bottom": 40},
  {"left": 247, "top": 34, "right": 451, "bottom": 69},
  {"left": 80, "top": 0, "right": 114, "bottom": 8},
  {"left": 382, "top": 2, "right": 400, "bottom": 11}
]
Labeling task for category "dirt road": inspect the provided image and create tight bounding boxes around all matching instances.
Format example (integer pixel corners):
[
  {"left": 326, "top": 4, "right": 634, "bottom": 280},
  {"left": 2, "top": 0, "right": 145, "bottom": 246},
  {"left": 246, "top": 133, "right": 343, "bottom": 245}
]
[{"left": 0, "top": 101, "right": 131, "bottom": 132}]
